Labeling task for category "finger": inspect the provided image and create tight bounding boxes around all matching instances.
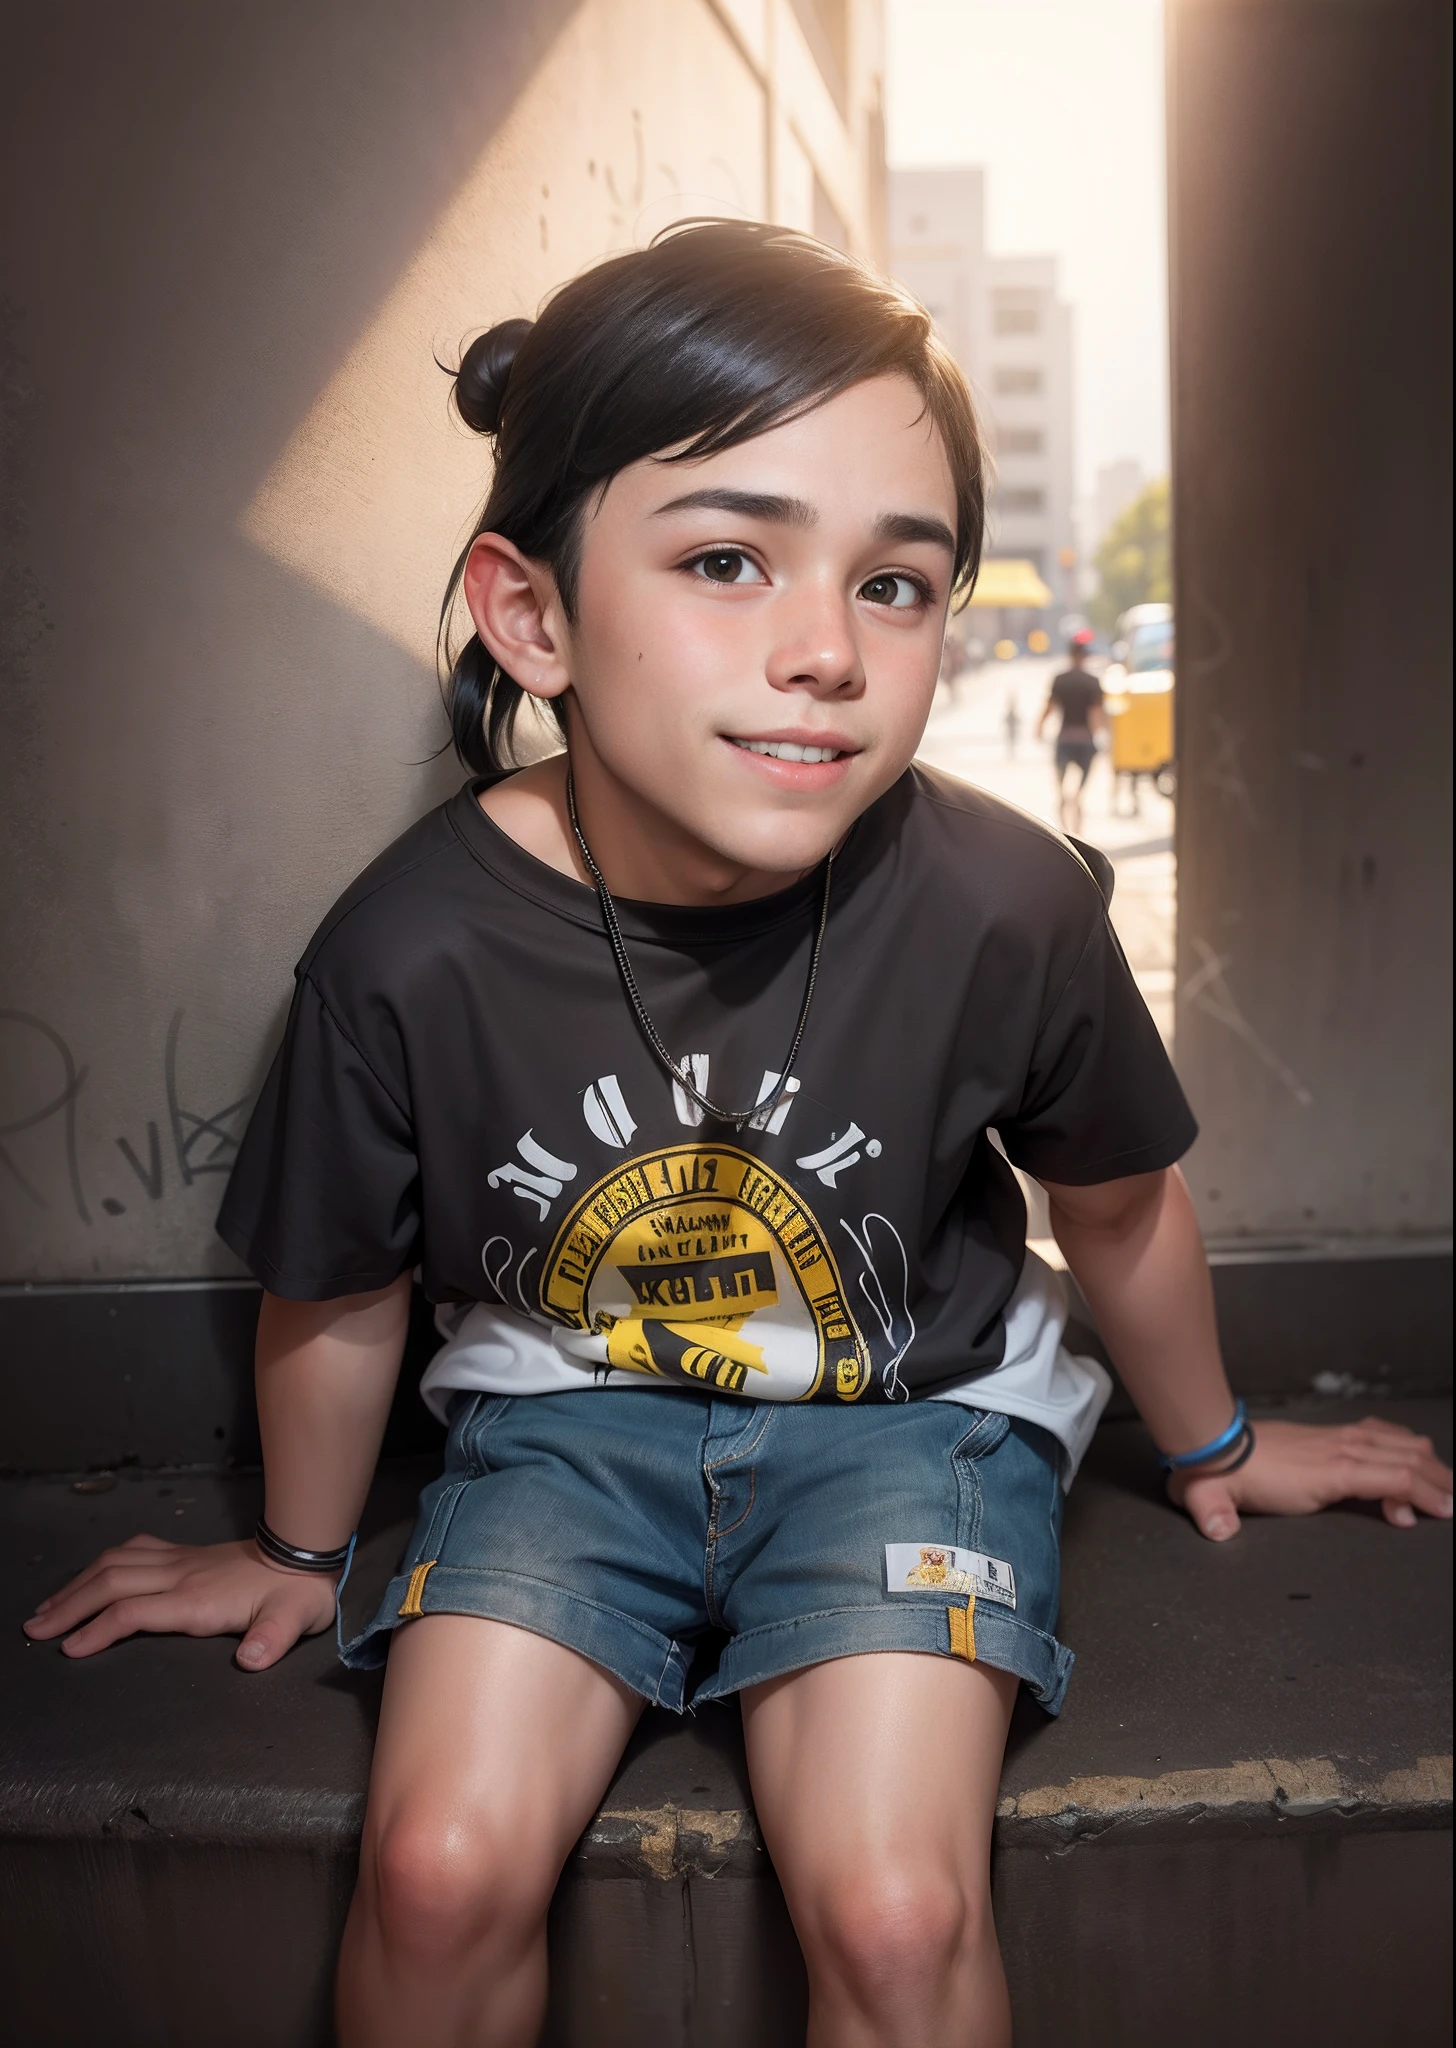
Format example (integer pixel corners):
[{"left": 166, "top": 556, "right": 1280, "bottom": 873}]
[
  {"left": 1382, "top": 1499, "right": 1418, "bottom": 1529},
  {"left": 1340, "top": 1421, "right": 1454, "bottom": 1480},
  {"left": 29, "top": 1556, "right": 187, "bottom": 1617},
  {"left": 237, "top": 1585, "right": 334, "bottom": 1672},
  {"left": 1181, "top": 1474, "right": 1241, "bottom": 1542},
  {"left": 1322, "top": 1462, "right": 1454, "bottom": 1518},
  {"left": 1326, "top": 1447, "right": 1455, "bottom": 1494},
  {"left": 57, "top": 1591, "right": 219, "bottom": 1659},
  {"left": 1346, "top": 1416, "right": 1442, "bottom": 1452},
  {"left": 32, "top": 1534, "right": 184, "bottom": 1612},
  {"left": 1334, "top": 1426, "right": 1450, "bottom": 1470},
  {"left": 25, "top": 1562, "right": 187, "bottom": 1637},
  {"left": 1370, "top": 1450, "right": 1456, "bottom": 1503}
]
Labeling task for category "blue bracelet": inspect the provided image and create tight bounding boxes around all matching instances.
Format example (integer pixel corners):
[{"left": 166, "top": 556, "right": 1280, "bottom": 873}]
[{"left": 1158, "top": 1400, "right": 1248, "bottom": 1472}]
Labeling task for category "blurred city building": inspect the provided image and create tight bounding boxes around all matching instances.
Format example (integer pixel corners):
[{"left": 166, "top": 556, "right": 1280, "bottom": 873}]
[{"left": 888, "top": 165, "right": 1075, "bottom": 601}]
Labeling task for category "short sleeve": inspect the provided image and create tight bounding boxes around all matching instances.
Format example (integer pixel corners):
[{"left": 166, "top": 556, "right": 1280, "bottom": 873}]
[
  {"left": 217, "top": 974, "right": 420, "bottom": 1297},
  {"left": 1000, "top": 912, "right": 1197, "bottom": 1185}
]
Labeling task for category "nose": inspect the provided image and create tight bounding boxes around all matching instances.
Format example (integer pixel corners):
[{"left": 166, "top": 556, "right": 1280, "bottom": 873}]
[{"left": 764, "top": 580, "right": 864, "bottom": 698}]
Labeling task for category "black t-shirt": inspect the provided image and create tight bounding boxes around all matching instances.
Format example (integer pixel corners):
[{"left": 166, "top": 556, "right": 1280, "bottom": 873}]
[
  {"left": 218, "top": 767, "right": 1195, "bottom": 1404},
  {"left": 1049, "top": 669, "right": 1104, "bottom": 739}
]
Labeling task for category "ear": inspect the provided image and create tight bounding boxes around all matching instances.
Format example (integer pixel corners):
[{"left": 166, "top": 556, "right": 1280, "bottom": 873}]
[{"left": 461, "top": 534, "right": 572, "bottom": 702}]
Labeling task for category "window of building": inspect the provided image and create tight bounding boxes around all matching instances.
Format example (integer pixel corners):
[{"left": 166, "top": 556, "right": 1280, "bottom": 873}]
[
  {"left": 993, "top": 289, "right": 1041, "bottom": 337},
  {"left": 1000, "top": 427, "right": 1045, "bottom": 455},
  {"left": 994, "top": 367, "right": 1044, "bottom": 396},
  {"left": 998, "top": 487, "right": 1046, "bottom": 514}
]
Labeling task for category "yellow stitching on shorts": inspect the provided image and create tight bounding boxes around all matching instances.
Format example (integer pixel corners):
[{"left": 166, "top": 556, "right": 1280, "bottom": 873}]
[
  {"left": 948, "top": 1596, "right": 976, "bottom": 1662},
  {"left": 398, "top": 1559, "right": 437, "bottom": 1620}
]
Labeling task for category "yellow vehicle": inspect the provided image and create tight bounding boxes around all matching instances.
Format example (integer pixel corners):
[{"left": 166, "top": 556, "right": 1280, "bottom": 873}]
[{"left": 1103, "top": 605, "right": 1174, "bottom": 810}]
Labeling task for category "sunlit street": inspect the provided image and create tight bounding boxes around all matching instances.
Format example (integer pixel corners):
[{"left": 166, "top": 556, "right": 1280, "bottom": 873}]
[{"left": 919, "top": 654, "right": 1176, "bottom": 1044}]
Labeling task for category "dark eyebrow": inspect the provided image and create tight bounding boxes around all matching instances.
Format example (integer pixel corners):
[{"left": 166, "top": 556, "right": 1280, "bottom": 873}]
[
  {"left": 651, "top": 488, "right": 955, "bottom": 555},
  {"left": 651, "top": 487, "right": 817, "bottom": 527},
  {"left": 873, "top": 511, "right": 956, "bottom": 553}
]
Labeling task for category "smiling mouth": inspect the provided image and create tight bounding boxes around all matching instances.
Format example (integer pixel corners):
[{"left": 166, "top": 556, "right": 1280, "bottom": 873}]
[{"left": 728, "top": 738, "right": 851, "bottom": 764}]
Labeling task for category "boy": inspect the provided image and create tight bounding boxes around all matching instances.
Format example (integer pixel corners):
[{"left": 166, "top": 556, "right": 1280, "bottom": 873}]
[{"left": 28, "top": 226, "right": 1451, "bottom": 2048}]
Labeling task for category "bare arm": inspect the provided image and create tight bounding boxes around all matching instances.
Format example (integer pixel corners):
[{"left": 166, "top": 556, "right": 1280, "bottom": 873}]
[
  {"left": 25, "top": 1277, "right": 411, "bottom": 1666},
  {"left": 1041, "top": 1166, "right": 1453, "bottom": 1539},
  {"left": 256, "top": 1282, "right": 410, "bottom": 1552}
]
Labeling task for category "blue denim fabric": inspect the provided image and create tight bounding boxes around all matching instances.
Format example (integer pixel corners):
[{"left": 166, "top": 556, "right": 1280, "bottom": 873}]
[{"left": 339, "top": 1389, "right": 1074, "bottom": 1713}]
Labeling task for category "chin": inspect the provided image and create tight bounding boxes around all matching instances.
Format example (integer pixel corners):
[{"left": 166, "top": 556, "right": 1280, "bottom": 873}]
[{"left": 702, "top": 812, "right": 849, "bottom": 877}]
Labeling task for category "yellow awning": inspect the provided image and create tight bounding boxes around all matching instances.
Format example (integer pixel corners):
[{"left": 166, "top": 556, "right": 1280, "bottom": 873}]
[{"left": 965, "top": 558, "right": 1053, "bottom": 608}]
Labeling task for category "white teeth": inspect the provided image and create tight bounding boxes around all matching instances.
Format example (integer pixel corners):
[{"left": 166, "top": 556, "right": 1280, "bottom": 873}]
[{"left": 732, "top": 739, "right": 844, "bottom": 763}]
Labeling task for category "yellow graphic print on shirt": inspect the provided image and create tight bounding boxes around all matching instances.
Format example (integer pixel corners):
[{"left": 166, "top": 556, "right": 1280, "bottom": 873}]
[{"left": 540, "top": 1143, "right": 872, "bottom": 1401}]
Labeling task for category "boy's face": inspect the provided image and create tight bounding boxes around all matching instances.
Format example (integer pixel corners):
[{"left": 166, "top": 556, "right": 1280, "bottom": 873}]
[{"left": 559, "top": 372, "right": 958, "bottom": 883}]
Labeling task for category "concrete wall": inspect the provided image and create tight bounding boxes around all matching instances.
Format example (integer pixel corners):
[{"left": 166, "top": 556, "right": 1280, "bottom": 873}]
[
  {"left": 1168, "top": 0, "right": 1452, "bottom": 1244},
  {"left": 0, "top": 0, "right": 885, "bottom": 1283}
]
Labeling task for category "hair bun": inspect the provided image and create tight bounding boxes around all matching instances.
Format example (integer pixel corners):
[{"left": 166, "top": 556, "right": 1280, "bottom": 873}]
[{"left": 454, "top": 318, "right": 533, "bottom": 434}]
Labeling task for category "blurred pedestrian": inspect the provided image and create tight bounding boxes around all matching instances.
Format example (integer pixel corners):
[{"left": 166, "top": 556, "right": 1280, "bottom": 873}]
[
  {"left": 1004, "top": 688, "right": 1021, "bottom": 760},
  {"left": 1037, "top": 631, "right": 1104, "bottom": 834}
]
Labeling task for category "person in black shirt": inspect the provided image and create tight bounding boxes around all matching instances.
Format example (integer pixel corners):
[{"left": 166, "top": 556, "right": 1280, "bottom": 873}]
[
  {"left": 1037, "top": 634, "right": 1105, "bottom": 832},
  {"left": 28, "top": 226, "right": 1451, "bottom": 2048}
]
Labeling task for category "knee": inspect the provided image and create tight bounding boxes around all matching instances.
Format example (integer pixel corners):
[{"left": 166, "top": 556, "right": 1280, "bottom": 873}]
[
  {"left": 363, "top": 1808, "right": 551, "bottom": 1967},
  {"left": 803, "top": 1863, "right": 988, "bottom": 2010}
]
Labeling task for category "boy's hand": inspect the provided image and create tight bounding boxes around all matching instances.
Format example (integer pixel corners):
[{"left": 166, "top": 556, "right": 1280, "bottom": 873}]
[
  {"left": 1170, "top": 1416, "right": 1455, "bottom": 1542},
  {"left": 22, "top": 1534, "right": 338, "bottom": 1669}
]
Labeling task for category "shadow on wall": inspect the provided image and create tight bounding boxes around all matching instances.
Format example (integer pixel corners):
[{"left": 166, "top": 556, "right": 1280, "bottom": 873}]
[{"left": 1, "top": 1, "right": 639, "bottom": 1279}]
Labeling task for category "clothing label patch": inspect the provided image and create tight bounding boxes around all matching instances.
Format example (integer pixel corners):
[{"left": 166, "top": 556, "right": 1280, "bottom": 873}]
[{"left": 885, "top": 1543, "right": 1016, "bottom": 1609}]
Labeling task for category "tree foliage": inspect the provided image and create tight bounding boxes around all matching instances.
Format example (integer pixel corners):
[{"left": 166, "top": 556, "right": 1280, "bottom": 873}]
[{"left": 1090, "top": 476, "right": 1170, "bottom": 635}]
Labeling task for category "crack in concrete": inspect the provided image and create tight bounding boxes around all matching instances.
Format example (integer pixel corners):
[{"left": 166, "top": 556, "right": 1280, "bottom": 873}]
[
  {"left": 997, "top": 1753, "right": 1452, "bottom": 1822},
  {"left": 579, "top": 1757, "right": 1454, "bottom": 1880},
  {"left": 590, "top": 1803, "right": 751, "bottom": 1880}
]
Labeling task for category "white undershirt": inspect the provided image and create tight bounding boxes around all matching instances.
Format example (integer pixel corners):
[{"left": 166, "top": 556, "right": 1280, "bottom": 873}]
[{"left": 421, "top": 1246, "right": 1110, "bottom": 1488}]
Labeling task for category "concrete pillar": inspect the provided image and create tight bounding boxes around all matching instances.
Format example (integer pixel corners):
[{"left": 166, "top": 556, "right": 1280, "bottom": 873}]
[{"left": 1168, "top": 0, "right": 1452, "bottom": 1247}]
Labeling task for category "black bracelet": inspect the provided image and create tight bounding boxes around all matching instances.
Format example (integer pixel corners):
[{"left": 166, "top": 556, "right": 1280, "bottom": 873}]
[
  {"left": 254, "top": 1517, "right": 353, "bottom": 1573},
  {"left": 1210, "top": 1422, "right": 1257, "bottom": 1475},
  {"left": 1168, "top": 1421, "right": 1257, "bottom": 1480}
]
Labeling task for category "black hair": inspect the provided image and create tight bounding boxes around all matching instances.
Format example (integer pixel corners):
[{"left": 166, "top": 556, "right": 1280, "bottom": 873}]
[{"left": 439, "top": 219, "right": 987, "bottom": 772}]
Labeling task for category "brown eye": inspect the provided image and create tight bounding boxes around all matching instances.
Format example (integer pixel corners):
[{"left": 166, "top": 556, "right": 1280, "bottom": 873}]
[
  {"left": 860, "top": 573, "right": 923, "bottom": 609},
  {"left": 699, "top": 550, "right": 748, "bottom": 582}
]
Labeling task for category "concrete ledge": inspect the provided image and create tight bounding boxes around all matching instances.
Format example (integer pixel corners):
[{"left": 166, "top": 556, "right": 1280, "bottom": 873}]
[
  {"left": 0, "top": 1280, "right": 447, "bottom": 1475},
  {"left": 2, "top": 1400, "right": 1448, "bottom": 2045}
]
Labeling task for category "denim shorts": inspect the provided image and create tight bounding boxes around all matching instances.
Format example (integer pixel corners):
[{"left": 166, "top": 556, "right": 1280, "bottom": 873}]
[
  {"left": 1055, "top": 737, "right": 1097, "bottom": 781},
  {"left": 339, "top": 1390, "right": 1074, "bottom": 1714}
]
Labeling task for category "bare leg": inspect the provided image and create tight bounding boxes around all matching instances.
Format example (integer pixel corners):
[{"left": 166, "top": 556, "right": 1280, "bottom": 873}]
[
  {"left": 1066, "top": 765, "right": 1085, "bottom": 836},
  {"left": 337, "top": 1615, "right": 642, "bottom": 2048},
  {"left": 743, "top": 1651, "right": 1019, "bottom": 2048}
]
